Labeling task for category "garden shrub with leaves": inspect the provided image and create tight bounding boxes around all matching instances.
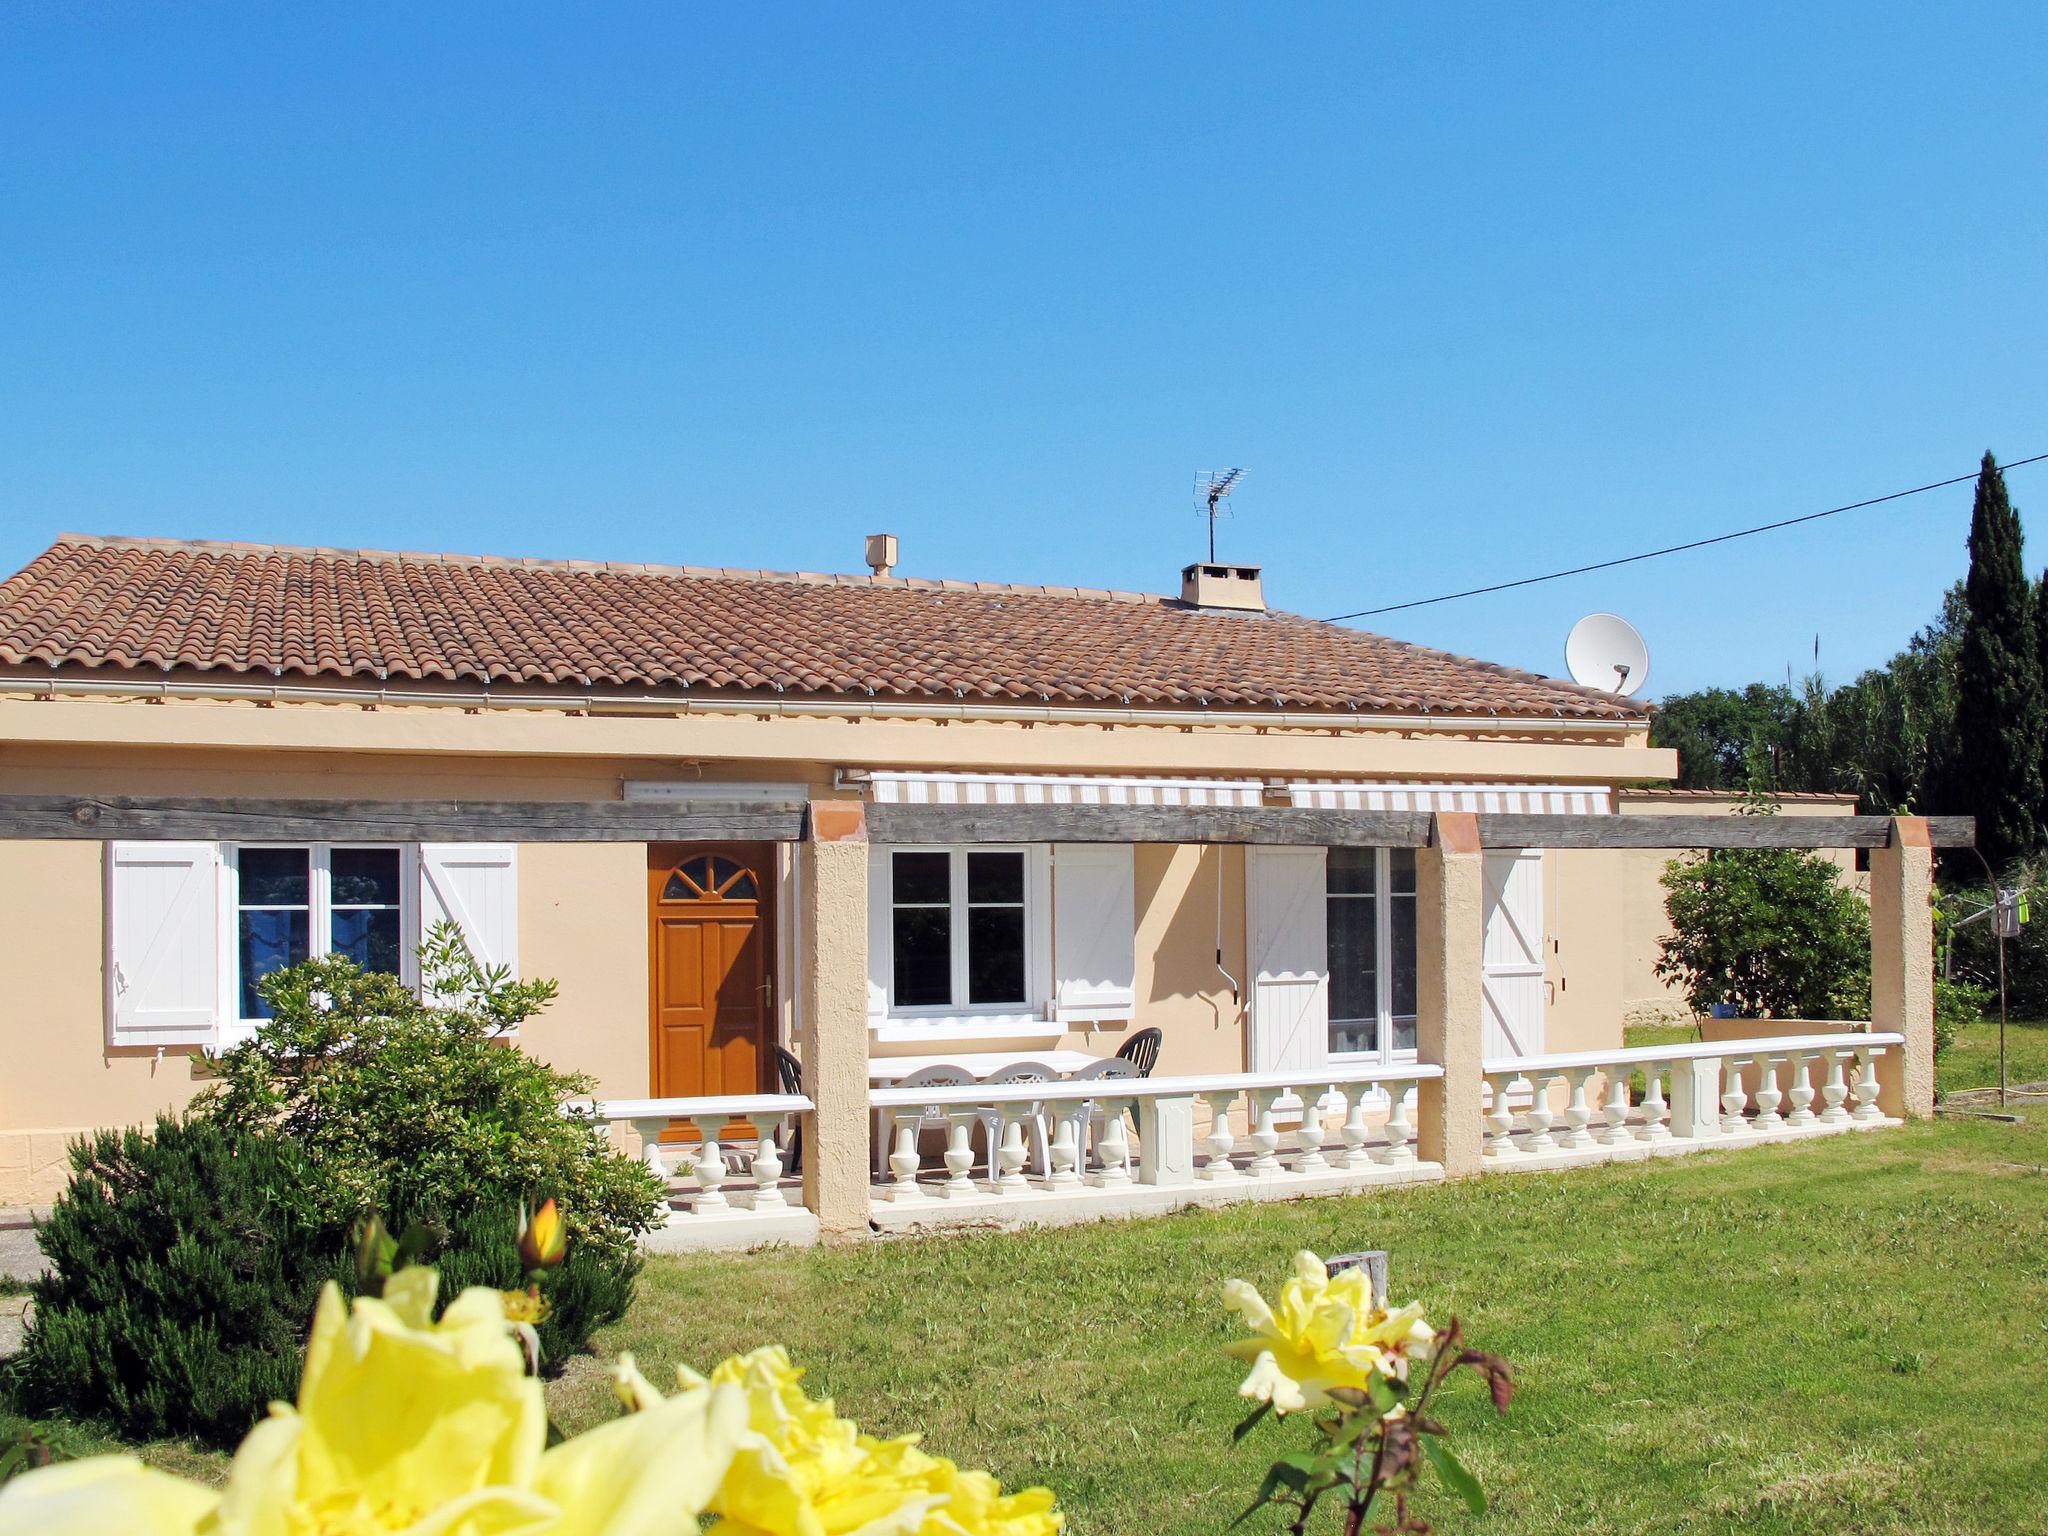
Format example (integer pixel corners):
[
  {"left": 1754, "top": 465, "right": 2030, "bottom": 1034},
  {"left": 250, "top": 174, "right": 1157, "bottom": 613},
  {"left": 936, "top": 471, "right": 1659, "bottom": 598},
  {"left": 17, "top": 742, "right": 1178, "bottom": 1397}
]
[
  {"left": 196, "top": 923, "right": 666, "bottom": 1264},
  {"left": 1656, "top": 843, "right": 1872, "bottom": 1020},
  {"left": 7, "top": 1116, "right": 350, "bottom": 1447}
]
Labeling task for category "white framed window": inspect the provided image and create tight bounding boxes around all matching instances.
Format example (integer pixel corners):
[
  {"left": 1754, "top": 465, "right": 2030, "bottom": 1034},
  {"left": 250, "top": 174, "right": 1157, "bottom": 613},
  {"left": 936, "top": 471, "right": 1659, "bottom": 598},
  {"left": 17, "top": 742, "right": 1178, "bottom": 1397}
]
[
  {"left": 1325, "top": 847, "right": 1418, "bottom": 1062},
  {"left": 871, "top": 845, "right": 1051, "bottom": 1025},
  {"left": 223, "top": 844, "right": 417, "bottom": 1028}
]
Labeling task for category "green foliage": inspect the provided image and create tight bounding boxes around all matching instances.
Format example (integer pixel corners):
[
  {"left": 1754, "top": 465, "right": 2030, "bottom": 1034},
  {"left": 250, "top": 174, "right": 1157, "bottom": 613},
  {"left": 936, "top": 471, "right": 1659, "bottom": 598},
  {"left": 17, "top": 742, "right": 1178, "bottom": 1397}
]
[
  {"left": 7, "top": 1117, "right": 641, "bottom": 1450},
  {"left": 1654, "top": 825, "right": 1871, "bottom": 1018},
  {"left": 1939, "top": 861, "right": 2048, "bottom": 1019},
  {"left": 1648, "top": 682, "right": 1798, "bottom": 790},
  {"left": 1954, "top": 451, "right": 2044, "bottom": 867},
  {"left": 9, "top": 1117, "right": 349, "bottom": 1447},
  {"left": 1930, "top": 976, "right": 1986, "bottom": 1055},
  {"left": 196, "top": 923, "right": 666, "bottom": 1264}
]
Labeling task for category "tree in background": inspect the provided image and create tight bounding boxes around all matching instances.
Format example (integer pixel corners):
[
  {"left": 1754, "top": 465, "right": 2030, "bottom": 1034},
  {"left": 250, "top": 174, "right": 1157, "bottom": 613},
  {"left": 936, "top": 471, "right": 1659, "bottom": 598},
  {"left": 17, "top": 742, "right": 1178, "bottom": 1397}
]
[
  {"left": 1648, "top": 683, "right": 1798, "bottom": 789},
  {"left": 1952, "top": 451, "right": 2043, "bottom": 867}
]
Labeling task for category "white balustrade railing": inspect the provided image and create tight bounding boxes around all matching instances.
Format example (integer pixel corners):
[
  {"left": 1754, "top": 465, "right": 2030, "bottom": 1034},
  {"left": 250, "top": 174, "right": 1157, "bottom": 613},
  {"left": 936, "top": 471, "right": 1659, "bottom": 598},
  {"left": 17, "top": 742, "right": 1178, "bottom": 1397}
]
[
  {"left": 573, "top": 1094, "right": 812, "bottom": 1216},
  {"left": 867, "top": 1065, "right": 1444, "bottom": 1204},
  {"left": 1479, "top": 1033, "right": 1902, "bottom": 1162}
]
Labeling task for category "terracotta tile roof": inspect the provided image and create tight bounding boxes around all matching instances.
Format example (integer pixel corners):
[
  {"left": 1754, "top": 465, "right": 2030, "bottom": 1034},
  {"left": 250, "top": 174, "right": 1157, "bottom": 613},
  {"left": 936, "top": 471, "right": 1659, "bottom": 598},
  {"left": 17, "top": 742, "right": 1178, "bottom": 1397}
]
[{"left": 0, "top": 534, "right": 1647, "bottom": 719}]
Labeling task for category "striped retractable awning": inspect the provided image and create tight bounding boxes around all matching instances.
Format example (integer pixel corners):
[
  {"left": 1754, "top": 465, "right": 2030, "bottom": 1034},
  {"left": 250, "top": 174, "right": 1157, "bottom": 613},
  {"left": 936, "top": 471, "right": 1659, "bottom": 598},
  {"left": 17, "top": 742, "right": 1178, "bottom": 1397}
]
[
  {"left": 862, "top": 772, "right": 1266, "bottom": 807},
  {"left": 859, "top": 773, "right": 1611, "bottom": 814},
  {"left": 1286, "top": 781, "right": 1612, "bottom": 814}
]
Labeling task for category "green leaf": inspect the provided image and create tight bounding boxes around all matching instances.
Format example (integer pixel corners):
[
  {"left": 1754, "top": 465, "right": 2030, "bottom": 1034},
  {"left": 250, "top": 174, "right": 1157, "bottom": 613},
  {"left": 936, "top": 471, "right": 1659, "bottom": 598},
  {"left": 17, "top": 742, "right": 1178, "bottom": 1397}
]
[{"left": 1422, "top": 1437, "right": 1487, "bottom": 1515}]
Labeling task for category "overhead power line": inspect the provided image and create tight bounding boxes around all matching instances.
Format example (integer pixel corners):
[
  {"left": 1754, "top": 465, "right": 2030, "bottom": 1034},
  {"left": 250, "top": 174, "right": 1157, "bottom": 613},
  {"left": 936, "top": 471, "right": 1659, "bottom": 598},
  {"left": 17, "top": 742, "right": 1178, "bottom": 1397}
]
[{"left": 1324, "top": 452, "right": 2048, "bottom": 623}]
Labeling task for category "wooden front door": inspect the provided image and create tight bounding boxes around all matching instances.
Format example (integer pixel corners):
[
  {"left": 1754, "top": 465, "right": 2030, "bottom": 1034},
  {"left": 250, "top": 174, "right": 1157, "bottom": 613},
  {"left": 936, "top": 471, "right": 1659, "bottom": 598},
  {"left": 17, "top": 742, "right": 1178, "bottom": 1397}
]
[{"left": 649, "top": 844, "right": 774, "bottom": 1136}]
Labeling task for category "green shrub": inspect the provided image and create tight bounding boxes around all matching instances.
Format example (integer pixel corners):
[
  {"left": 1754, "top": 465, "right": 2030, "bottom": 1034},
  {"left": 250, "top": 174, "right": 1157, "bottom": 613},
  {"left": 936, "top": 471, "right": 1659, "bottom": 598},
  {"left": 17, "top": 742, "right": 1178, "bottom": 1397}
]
[
  {"left": 9, "top": 1118, "right": 641, "bottom": 1449},
  {"left": 1655, "top": 836, "right": 1872, "bottom": 1020},
  {"left": 1931, "top": 975, "right": 1988, "bottom": 1055},
  {"left": 9, "top": 1117, "right": 347, "bottom": 1446},
  {"left": 196, "top": 923, "right": 666, "bottom": 1264}
]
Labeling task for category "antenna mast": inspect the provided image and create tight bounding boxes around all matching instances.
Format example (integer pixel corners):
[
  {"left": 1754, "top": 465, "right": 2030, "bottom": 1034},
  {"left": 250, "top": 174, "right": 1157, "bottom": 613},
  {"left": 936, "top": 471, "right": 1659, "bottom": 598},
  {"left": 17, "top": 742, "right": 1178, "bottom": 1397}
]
[{"left": 1195, "top": 468, "right": 1245, "bottom": 562}]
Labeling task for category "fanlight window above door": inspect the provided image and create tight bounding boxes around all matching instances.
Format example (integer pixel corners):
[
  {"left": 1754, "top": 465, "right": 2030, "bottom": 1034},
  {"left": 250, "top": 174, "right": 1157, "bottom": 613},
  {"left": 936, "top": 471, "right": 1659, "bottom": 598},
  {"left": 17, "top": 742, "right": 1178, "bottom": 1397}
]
[{"left": 661, "top": 855, "right": 760, "bottom": 902}]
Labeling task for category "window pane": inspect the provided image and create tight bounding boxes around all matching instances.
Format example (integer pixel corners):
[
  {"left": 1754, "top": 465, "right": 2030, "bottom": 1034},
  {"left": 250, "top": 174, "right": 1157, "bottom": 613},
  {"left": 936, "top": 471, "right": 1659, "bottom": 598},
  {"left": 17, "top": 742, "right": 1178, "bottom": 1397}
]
[
  {"left": 967, "top": 906, "right": 1026, "bottom": 1004},
  {"left": 1390, "top": 894, "right": 1418, "bottom": 1023},
  {"left": 892, "top": 851, "right": 951, "bottom": 906},
  {"left": 725, "top": 872, "right": 758, "bottom": 900},
  {"left": 1327, "top": 894, "right": 1378, "bottom": 1049},
  {"left": 967, "top": 851, "right": 1025, "bottom": 905},
  {"left": 1388, "top": 847, "right": 1417, "bottom": 895},
  {"left": 331, "top": 848, "right": 401, "bottom": 906},
  {"left": 1331, "top": 1019, "right": 1378, "bottom": 1055},
  {"left": 1327, "top": 847, "right": 1376, "bottom": 895},
  {"left": 331, "top": 907, "right": 403, "bottom": 975},
  {"left": 240, "top": 848, "right": 309, "bottom": 905},
  {"left": 892, "top": 907, "right": 952, "bottom": 1006},
  {"left": 239, "top": 909, "right": 309, "bottom": 1018}
]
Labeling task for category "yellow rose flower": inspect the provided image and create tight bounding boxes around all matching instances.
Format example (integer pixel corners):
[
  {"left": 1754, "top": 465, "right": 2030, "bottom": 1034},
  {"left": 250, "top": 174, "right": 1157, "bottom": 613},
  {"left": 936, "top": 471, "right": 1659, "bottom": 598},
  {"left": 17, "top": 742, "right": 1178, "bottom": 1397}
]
[
  {"left": 618, "top": 1347, "right": 1061, "bottom": 1536},
  {"left": 0, "top": 1266, "right": 745, "bottom": 1536},
  {"left": 1222, "top": 1251, "right": 1435, "bottom": 1415}
]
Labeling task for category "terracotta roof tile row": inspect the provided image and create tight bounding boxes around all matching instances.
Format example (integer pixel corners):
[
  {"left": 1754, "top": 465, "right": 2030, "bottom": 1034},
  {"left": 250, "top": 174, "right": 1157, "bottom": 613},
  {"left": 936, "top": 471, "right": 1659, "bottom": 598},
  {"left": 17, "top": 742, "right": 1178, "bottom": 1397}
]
[{"left": 0, "top": 535, "right": 1648, "bottom": 720}]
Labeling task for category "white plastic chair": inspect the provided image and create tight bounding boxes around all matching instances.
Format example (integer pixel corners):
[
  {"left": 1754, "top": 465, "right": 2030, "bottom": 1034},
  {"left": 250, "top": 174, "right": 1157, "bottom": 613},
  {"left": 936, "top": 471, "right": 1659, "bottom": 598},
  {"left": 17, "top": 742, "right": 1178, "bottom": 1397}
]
[
  {"left": 1071, "top": 1057, "right": 1140, "bottom": 1169},
  {"left": 974, "top": 1061, "right": 1061, "bottom": 1182},
  {"left": 874, "top": 1065, "right": 974, "bottom": 1180}
]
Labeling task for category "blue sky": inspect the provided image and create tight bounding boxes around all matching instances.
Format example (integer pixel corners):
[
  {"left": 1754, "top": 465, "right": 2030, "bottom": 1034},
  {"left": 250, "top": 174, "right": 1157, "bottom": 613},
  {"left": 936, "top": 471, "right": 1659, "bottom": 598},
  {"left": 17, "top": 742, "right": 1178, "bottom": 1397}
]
[{"left": 4, "top": 4, "right": 2044, "bottom": 699}]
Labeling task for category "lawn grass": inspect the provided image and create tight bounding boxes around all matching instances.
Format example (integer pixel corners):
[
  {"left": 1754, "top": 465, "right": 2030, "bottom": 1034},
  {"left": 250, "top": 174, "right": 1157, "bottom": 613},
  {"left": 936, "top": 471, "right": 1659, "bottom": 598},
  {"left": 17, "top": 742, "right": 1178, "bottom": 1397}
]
[{"left": 8, "top": 1114, "right": 2047, "bottom": 1533}]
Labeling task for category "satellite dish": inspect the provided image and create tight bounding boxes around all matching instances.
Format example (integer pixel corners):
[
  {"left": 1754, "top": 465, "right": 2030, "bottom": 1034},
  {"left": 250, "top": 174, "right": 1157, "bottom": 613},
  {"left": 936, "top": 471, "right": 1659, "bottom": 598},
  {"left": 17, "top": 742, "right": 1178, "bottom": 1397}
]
[{"left": 1565, "top": 613, "right": 1650, "bottom": 697}]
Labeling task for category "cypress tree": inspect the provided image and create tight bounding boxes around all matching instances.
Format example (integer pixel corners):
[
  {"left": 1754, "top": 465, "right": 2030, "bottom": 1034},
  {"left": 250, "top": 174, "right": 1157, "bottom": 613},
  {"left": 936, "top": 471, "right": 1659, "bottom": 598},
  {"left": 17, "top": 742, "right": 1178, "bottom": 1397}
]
[{"left": 1953, "top": 452, "right": 2043, "bottom": 866}]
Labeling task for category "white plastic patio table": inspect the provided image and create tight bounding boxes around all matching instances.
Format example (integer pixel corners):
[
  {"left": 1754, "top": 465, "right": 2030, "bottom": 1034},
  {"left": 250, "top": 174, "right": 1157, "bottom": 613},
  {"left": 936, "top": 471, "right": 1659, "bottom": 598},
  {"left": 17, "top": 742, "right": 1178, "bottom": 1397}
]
[{"left": 867, "top": 1049, "right": 1106, "bottom": 1084}]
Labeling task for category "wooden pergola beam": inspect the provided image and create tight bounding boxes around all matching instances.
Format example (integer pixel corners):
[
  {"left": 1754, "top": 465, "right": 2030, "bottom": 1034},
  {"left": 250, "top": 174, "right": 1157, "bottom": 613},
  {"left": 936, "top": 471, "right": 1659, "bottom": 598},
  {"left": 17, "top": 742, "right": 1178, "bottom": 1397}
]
[{"left": 0, "top": 795, "right": 1974, "bottom": 850}]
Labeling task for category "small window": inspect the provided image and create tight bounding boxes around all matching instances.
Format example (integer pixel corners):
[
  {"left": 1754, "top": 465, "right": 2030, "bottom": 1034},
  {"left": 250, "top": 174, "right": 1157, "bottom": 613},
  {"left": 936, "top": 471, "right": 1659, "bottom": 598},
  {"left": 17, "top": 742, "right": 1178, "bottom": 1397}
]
[
  {"left": 230, "top": 844, "right": 411, "bottom": 1022},
  {"left": 1327, "top": 847, "right": 1418, "bottom": 1061},
  {"left": 662, "top": 855, "right": 761, "bottom": 902},
  {"left": 887, "top": 847, "right": 1036, "bottom": 1012}
]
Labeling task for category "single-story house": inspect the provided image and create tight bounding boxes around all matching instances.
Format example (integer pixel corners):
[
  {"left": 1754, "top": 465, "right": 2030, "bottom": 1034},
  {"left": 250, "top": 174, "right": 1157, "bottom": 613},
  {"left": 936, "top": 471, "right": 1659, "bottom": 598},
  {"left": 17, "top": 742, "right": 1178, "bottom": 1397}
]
[{"left": 2, "top": 534, "right": 1931, "bottom": 1225}]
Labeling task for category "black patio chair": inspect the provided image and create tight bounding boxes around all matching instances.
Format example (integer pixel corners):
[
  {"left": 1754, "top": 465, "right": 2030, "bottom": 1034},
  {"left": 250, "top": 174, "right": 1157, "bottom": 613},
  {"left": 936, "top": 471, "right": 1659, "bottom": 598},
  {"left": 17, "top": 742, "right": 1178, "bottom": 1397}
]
[
  {"left": 772, "top": 1042, "right": 804, "bottom": 1175},
  {"left": 1114, "top": 1026, "right": 1163, "bottom": 1077}
]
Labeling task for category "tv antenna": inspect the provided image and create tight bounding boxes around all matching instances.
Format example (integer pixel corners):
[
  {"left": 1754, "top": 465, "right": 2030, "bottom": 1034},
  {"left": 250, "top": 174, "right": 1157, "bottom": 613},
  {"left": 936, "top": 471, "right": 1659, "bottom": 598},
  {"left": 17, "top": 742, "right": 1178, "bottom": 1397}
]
[
  {"left": 1195, "top": 468, "right": 1245, "bottom": 562},
  {"left": 1564, "top": 613, "right": 1651, "bottom": 697}
]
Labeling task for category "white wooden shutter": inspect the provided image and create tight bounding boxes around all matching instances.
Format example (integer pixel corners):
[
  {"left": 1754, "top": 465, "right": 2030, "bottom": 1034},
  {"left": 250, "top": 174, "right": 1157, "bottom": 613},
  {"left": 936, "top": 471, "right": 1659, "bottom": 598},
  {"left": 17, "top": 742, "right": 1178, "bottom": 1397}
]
[
  {"left": 419, "top": 845, "right": 519, "bottom": 979},
  {"left": 1245, "top": 846, "right": 1328, "bottom": 1075},
  {"left": 865, "top": 847, "right": 891, "bottom": 1023},
  {"left": 1052, "top": 844, "right": 1136, "bottom": 1022},
  {"left": 1481, "top": 850, "right": 1546, "bottom": 1060},
  {"left": 107, "top": 841, "right": 220, "bottom": 1046}
]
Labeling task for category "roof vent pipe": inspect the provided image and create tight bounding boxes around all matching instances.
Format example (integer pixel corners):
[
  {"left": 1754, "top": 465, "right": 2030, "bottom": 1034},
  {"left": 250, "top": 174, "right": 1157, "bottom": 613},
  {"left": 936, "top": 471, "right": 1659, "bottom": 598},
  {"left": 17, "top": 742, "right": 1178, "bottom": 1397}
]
[{"left": 866, "top": 533, "right": 898, "bottom": 578}]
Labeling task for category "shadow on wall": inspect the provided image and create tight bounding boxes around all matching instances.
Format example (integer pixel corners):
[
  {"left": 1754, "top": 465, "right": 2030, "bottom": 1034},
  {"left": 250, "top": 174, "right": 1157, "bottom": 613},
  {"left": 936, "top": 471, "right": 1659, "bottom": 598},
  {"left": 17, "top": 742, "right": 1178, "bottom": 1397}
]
[{"left": 1135, "top": 845, "right": 1247, "bottom": 1073}]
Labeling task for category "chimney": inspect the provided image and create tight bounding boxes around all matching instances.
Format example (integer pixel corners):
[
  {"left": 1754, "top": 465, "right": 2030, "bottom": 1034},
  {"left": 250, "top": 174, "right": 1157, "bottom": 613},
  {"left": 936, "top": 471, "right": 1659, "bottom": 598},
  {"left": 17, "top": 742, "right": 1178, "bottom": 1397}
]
[
  {"left": 865, "top": 533, "right": 898, "bottom": 578},
  {"left": 1180, "top": 561, "right": 1266, "bottom": 613}
]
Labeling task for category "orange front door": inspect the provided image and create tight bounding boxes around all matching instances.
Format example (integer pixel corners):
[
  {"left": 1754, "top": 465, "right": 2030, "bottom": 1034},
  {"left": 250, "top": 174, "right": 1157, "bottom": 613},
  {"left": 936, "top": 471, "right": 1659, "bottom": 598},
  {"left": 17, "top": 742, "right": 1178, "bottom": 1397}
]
[{"left": 649, "top": 844, "right": 773, "bottom": 1138}]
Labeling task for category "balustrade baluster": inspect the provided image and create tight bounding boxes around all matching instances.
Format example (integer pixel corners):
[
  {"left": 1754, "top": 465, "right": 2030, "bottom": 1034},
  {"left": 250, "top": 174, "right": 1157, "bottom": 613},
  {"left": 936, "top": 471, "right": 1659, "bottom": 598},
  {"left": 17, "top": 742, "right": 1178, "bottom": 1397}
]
[
  {"left": 1784, "top": 1054, "right": 1817, "bottom": 1127},
  {"left": 1245, "top": 1089, "right": 1284, "bottom": 1177},
  {"left": 1380, "top": 1085, "right": 1416, "bottom": 1167},
  {"left": 1597, "top": 1068, "right": 1632, "bottom": 1146},
  {"left": 1637, "top": 1064, "right": 1672, "bottom": 1142},
  {"left": 691, "top": 1131, "right": 729, "bottom": 1213},
  {"left": 993, "top": 1110, "right": 1032, "bottom": 1193},
  {"left": 1337, "top": 1088, "right": 1372, "bottom": 1170},
  {"left": 1851, "top": 1049, "right": 1886, "bottom": 1124},
  {"left": 1201, "top": 1092, "right": 1242, "bottom": 1180},
  {"left": 1719, "top": 1059, "right": 1750, "bottom": 1135},
  {"left": 887, "top": 1111, "right": 929, "bottom": 1202},
  {"left": 1521, "top": 1075, "right": 1558, "bottom": 1153},
  {"left": 630, "top": 1117, "right": 671, "bottom": 1182},
  {"left": 746, "top": 1113, "right": 787, "bottom": 1208},
  {"left": 1294, "top": 1088, "right": 1332, "bottom": 1173},
  {"left": 1752, "top": 1056, "right": 1786, "bottom": 1132},
  {"left": 1091, "top": 1098, "right": 1133, "bottom": 1184},
  {"left": 1484, "top": 1073, "right": 1522, "bottom": 1158},
  {"left": 1047, "top": 1110, "right": 1084, "bottom": 1188},
  {"left": 1558, "top": 1070, "right": 1596, "bottom": 1149},
  {"left": 1818, "top": 1050, "right": 1851, "bottom": 1124},
  {"left": 941, "top": 1111, "right": 979, "bottom": 1198}
]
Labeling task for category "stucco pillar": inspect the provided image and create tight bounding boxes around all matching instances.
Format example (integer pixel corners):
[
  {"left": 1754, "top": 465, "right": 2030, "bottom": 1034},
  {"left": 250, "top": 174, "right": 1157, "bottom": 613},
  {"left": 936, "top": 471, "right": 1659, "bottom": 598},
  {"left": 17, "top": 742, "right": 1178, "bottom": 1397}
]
[
  {"left": 800, "top": 802, "right": 873, "bottom": 1239},
  {"left": 1416, "top": 812, "right": 1486, "bottom": 1176},
  {"left": 1869, "top": 816, "right": 1935, "bottom": 1119}
]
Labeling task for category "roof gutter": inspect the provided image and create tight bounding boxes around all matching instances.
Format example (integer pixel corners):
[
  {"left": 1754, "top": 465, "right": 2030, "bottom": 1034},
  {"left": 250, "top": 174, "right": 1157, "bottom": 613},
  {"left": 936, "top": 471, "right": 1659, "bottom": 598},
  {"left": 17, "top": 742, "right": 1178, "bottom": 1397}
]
[{"left": 1, "top": 673, "right": 1650, "bottom": 737}]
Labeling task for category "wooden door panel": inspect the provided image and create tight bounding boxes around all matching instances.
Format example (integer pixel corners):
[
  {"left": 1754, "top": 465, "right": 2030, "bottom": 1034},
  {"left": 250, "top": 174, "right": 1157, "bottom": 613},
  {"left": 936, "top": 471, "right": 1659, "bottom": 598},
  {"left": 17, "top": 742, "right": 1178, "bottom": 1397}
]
[{"left": 648, "top": 844, "right": 775, "bottom": 1135}]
